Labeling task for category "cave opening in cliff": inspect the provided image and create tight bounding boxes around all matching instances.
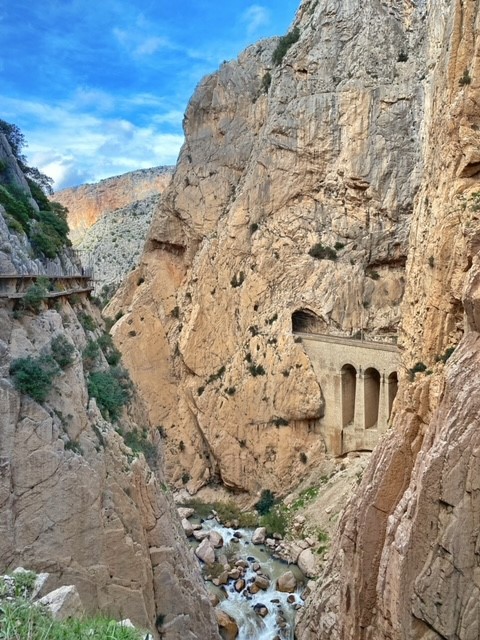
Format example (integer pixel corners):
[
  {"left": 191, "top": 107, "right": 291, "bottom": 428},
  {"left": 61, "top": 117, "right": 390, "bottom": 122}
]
[
  {"left": 341, "top": 364, "right": 357, "bottom": 427},
  {"left": 291, "top": 308, "right": 321, "bottom": 333},
  {"left": 364, "top": 367, "right": 381, "bottom": 429},
  {"left": 388, "top": 371, "right": 398, "bottom": 418}
]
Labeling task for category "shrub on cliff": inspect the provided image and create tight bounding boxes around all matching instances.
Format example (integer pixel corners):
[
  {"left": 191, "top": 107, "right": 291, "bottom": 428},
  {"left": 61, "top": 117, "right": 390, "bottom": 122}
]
[
  {"left": 123, "top": 428, "right": 157, "bottom": 468},
  {"left": 272, "top": 26, "right": 300, "bottom": 66},
  {"left": 255, "top": 489, "right": 276, "bottom": 515},
  {"left": 0, "top": 119, "right": 71, "bottom": 257},
  {"left": 21, "top": 277, "right": 49, "bottom": 313},
  {"left": 308, "top": 243, "right": 337, "bottom": 261},
  {"left": 10, "top": 355, "right": 59, "bottom": 402},
  {"left": 51, "top": 334, "right": 75, "bottom": 368},
  {"left": 87, "top": 367, "right": 131, "bottom": 422}
]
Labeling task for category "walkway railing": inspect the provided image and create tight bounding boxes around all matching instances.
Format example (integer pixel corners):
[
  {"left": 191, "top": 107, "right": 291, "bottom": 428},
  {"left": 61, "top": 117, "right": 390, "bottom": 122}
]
[{"left": 293, "top": 331, "right": 399, "bottom": 353}]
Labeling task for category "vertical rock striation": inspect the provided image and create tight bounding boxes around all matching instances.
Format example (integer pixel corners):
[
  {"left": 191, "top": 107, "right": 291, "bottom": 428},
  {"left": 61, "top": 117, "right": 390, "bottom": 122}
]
[{"left": 297, "top": 1, "right": 480, "bottom": 638}]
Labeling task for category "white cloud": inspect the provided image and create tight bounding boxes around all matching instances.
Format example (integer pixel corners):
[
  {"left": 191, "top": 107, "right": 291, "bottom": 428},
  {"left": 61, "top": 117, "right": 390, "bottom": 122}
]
[
  {"left": 135, "top": 36, "right": 167, "bottom": 56},
  {"left": 242, "top": 5, "right": 270, "bottom": 34},
  {"left": 0, "top": 95, "right": 183, "bottom": 190},
  {"left": 112, "top": 23, "right": 170, "bottom": 58}
]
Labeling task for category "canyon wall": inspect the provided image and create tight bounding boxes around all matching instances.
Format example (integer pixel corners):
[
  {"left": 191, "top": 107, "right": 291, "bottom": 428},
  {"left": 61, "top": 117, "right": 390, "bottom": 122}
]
[
  {"left": 55, "top": 166, "right": 172, "bottom": 244},
  {"left": 77, "top": 194, "right": 161, "bottom": 297},
  {"left": 0, "top": 135, "right": 219, "bottom": 640},
  {"left": 297, "top": 0, "right": 480, "bottom": 638},
  {"left": 109, "top": 0, "right": 426, "bottom": 496}
]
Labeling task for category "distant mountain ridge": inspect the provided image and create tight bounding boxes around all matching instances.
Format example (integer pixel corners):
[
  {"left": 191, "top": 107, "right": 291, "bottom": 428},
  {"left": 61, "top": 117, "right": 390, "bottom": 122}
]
[{"left": 54, "top": 165, "right": 173, "bottom": 245}]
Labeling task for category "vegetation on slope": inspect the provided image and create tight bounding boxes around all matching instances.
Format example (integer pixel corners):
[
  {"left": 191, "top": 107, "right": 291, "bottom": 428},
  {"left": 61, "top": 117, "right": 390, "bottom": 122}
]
[
  {"left": 0, "top": 571, "right": 143, "bottom": 640},
  {"left": 0, "top": 119, "right": 71, "bottom": 258}
]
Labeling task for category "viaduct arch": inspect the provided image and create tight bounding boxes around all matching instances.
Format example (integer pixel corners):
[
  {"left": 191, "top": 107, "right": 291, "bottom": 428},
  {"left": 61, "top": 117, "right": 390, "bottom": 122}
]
[{"left": 294, "top": 326, "right": 400, "bottom": 456}]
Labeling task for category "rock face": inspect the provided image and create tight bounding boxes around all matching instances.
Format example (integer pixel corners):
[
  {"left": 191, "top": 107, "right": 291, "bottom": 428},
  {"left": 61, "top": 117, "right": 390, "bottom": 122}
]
[
  {"left": 109, "top": 0, "right": 424, "bottom": 494},
  {"left": 77, "top": 194, "right": 162, "bottom": 296},
  {"left": 296, "top": 1, "right": 480, "bottom": 639},
  {"left": 55, "top": 166, "right": 172, "bottom": 244},
  {"left": 0, "top": 142, "right": 220, "bottom": 640}
]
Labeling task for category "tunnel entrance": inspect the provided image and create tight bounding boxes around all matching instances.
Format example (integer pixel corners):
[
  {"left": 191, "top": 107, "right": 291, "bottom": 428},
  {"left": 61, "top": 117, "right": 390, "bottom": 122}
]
[{"left": 292, "top": 308, "right": 322, "bottom": 333}]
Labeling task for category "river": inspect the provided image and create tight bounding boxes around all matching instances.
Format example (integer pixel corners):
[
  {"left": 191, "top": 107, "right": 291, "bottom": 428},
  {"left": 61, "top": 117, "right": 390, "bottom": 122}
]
[{"left": 191, "top": 519, "right": 306, "bottom": 639}]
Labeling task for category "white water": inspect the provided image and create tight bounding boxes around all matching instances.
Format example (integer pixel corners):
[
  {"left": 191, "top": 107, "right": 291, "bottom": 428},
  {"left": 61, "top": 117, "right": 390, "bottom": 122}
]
[{"left": 198, "top": 519, "right": 305, "bottom": 640}]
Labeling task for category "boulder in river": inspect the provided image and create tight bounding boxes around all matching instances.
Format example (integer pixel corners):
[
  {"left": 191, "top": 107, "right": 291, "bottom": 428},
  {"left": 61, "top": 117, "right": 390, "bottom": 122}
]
[
  {"left": 181, "top": 518, "right": 194, "bottom": 537},
  {"left": 253, "top": 603, "right": 269, "bottom": 617},
  {"left": 209, "top": 530, "right": 224, "bottom": 548},
  {"left": 254, "top": 574, "right": 270, "bottom": 590},
  {"left": 193, "top": 529, "right": 210, "bottom": 541},
  {"left": 298, "top": 548, "right": 317, "bottom": 578},
  {"left": 177, "top": 507, "right": 195, "bottom": 519},
  {"left": 277, "top": 570, "right": 297, "bottom": 593},
  {"left": 252, "top": 527, "right": 267, "bottom": 544},
  {"left": 216, "top": 609, "right": 239, "bottom": 640},
  {"left": 234, "top": 578, "right": 245, "bottom": 592},
  {"left": 195, "top": 538, "right": 216, "bottom": 565}
]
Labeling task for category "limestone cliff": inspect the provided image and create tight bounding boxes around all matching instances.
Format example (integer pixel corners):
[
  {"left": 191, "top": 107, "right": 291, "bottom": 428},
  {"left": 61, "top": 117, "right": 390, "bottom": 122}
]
[
  {"left": 55, "top": 167, "right": 172, "bottom": 244},
  {"left": 297, "top": 1, "right": 480, "bottom": 638},
  {"left": 108, "top": 0, "right": 425, "bottom": 495},
  {"left": 77, "top": 194, "right": 161, "bottom": 297},
  {"left": 0, "top": 136, "right": 220, "bottom": 640}
]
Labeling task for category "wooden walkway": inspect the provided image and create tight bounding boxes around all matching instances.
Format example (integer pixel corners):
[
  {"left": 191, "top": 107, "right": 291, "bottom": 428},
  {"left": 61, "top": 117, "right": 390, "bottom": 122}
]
[
  {"left": 0, "top": 271, "right": 93, "bottom": 301},
  {"left": 0, "top": 287, "right": 93, "bottom": 300}
]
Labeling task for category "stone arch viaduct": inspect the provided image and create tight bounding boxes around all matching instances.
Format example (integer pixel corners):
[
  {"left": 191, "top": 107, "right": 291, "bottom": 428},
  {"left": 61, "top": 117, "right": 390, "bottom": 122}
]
[{"left": 294, "top": 323, "right": 400, "bottom": 456}]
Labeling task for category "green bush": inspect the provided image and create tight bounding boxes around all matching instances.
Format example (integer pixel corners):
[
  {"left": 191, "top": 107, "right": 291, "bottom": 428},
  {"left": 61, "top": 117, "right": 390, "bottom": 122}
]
[
  {"left": 82, "top": 339, "right": 100, "bottom": 370},
  {"left": 97, "top": 333, "right": 121, "bottom": 366},
  {"left": 87, "top": 367, "right": 131, "bottom": 422},
  {"left": 30, "top": 210, "right": 70, "bottom": 258},
  {"left": 408, "top": 361, "right": 427, "bottom": 380},
  {"left": 21, "top": 282, "right": 48, "bottom": 313},
  {"left": 123, "top": 428, "right": 157, "bottom": 468},
  {"left": 51, "top": 334, "right": 75, "bottom": 368},
  {"left": 459, "top": 69, "right": 472, "bottom": 86},
  {"left": 180, "top": 499, "right": 258, "bottom": 528},
  {"left": 261, "top": 506, "right": 289, "bottom": 536},
  {"left": 64, "top": 439, "right": 83, "bottom": 455},
  {"left": 436, "top": 346, "right": 455, "bottom": 364},
  {"left": 0, "top": 184, "right": 36, "bottom": 233},
  {"left": 309, "top": 243, "right": 337, "bottom": 261},
  {"left": 255, "top": 489, "right": 276, "bottom": 515},
  {"left": 78, "top": 312, "right": 96, "bottom": 332},
  {"left": 0, "top": 594, "right": 143, "bottom": 639},
  {"left": 248, "top": 363, "right": 266, "bottom": 377},
  {"left": 9, "top": 570, "right": 37, "bottom": 597},
  {"left": 272, "top": 26, "right": 300, "bottom": 66},
  {"left": 10, "top": 355, "right": 59, "bottom": 402},
  {"left": 261, "top": 72, "right": 271, "bottom": 93}
]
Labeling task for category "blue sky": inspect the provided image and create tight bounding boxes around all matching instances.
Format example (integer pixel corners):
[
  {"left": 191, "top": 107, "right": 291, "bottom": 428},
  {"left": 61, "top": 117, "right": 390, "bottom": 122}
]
[{"left": 0, "top": 0, "right": 299, "bottom": 190}]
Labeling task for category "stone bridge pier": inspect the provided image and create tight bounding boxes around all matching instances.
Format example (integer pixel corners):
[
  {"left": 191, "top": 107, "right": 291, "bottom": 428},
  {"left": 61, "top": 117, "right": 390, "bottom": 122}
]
[{"left": 298, "top": 333, "right": 400, "bottom": 456}]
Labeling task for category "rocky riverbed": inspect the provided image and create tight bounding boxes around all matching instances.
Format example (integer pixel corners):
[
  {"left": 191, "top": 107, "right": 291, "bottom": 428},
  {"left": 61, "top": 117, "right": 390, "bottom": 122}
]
[{"left": 178, "top": 507, "right": 309, "bottom": 639}]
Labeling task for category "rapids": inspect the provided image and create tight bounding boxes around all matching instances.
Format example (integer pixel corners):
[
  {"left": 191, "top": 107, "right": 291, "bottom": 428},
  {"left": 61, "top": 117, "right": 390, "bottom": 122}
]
[{"left": 194, "top": 519, "right": 306, "bottom": 639}]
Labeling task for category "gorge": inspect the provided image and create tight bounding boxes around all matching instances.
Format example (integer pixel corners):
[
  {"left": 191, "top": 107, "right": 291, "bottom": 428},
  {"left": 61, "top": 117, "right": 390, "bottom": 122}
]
[{"left": 1, "top": 0, "right": 480, "bottom": 638}]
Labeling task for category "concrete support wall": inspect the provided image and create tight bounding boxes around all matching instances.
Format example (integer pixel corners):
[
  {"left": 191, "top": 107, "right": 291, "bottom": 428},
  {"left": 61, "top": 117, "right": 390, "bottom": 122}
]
[{"left": 298, "top": 333, "right": 400, "bottom": 455}]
